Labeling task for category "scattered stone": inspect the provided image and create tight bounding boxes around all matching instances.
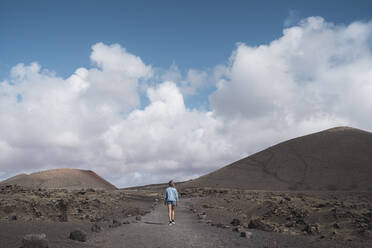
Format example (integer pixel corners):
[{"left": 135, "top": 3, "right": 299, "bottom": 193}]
[
  {"left": 248, "top": 219, "right": 260, "bottom": 229},
  {"left": 123, "top": 220, "right": 130, "bottom": 224},
  {"left": 232, "top": 227, "right": 244, "bottom": 233},
  {"left": 109, "top": 219, "right": 122, "bottom": 228},
  {"left": 22, "top": 233, "right": 48, "bottom": 248},
  {"left": 11, "top": 215, "right": 17, "bottom": 220},
  {"left": 231, "top": 218, "right": 240, "bottom": 226},
  {"left": 202, "top": 204, "right": 213, "bottom": 208},
  {"left": 333, "top": 223, "right": 340, "bottom": 229},
  {"left": 303, "top": 224, "right": 320, "bottom": 235},
  {"left": 240, "top": 231, "right": 253, "bottom": 239},
  {"left": 248, "top": 219, "right": 274, "bottom": 232},
  {"left": 69, "top": 230, "right": 87, "bottom": 242},
  {"left": 197, "top": 213, "right": 207, "bottom": 219},
  {"left": 285, "top": 222, "right": 294, "bottom": 227},
  {"left": 136, "top": 215, "right": 142, "bottom": 221},
  {"left": 86, "top": 188, "right": 95, "bottom": 193},
  {"left": 91, "top": 223, "right": 103, "bottom": 233}
]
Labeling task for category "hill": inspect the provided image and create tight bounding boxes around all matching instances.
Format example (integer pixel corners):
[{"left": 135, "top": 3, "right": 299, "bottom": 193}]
[
  {"left": 182, "top": 126, "right": 372, "bottom": 190},
  {"left": 0, "top": 168, "right": 117, "bottom": 190}
]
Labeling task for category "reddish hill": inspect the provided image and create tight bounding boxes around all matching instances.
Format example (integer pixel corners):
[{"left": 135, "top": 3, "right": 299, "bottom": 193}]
[
  {"left": 183, "top": 127, "right": 372, "bottom": 191},
  {"left": 0, "top": 168, "right": 117, "bottom": 190}
]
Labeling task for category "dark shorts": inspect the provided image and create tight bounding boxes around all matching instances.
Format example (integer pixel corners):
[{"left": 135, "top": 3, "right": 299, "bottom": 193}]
[{"left": 167, "top": 200, "right": 177, "bottom": 206}]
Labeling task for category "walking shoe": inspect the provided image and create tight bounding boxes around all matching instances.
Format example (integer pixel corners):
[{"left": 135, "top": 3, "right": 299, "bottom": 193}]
[
  {"left": 168, "top": 221, "right": 173, "bottom": 226},
  {"left": 171, "top": 220, "right": 176, "bottom": 225}
]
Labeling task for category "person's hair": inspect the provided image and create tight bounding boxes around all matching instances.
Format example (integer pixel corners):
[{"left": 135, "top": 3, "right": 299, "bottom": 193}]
[{"left": 168, "top": 180, "right": 175, "bottom": 187}]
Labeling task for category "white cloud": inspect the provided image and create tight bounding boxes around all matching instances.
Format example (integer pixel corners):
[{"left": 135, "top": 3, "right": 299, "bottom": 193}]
[
  {"left": 90, "top": 42, "right": 152, "bottom": 78},
  {"left": 210, "top": 17, "right": 372, "bottom": 148},
  {"left": 1, "top": 17, "right": 372, "bottom": 187},
  {"left": 0, "top": 43, "right": 155, "bottom": 184},
  {"left": 180, "top": 69, "right": 209, "bottom": 95},
  {"left": 159, "top": 63, "right": 212, "bottom": 95},
  {"left": 101, "top": 81, "right": 234, "bottom": 185}
]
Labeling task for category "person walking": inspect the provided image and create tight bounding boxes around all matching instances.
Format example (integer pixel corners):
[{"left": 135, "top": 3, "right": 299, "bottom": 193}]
[{"left": 164, "top": 180, "right": 179, "bottom": 226}]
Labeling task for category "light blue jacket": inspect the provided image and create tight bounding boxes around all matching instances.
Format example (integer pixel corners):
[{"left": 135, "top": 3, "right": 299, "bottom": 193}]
[{"left": 164, "top": 187, "right": 179, "bottom": 203}]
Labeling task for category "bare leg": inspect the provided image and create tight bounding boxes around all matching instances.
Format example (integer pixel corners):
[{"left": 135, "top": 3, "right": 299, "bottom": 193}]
[
  {"left": 171, "top": 205, "right": 175, "bottom": 220},
  {"left": 168, "top": 204, "right": 172, "bottom": 222}
]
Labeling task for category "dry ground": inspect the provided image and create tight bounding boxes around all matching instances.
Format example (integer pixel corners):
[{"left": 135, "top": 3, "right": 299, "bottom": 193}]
[
  {"left": 180, "top": 187, "right": 372, "bottom": 246},
  {"left": 0, "top": 185, "right": 156, "bottom": 222},
  {"left": 0, "top": 185, "right": 371, "bottom": 247}
]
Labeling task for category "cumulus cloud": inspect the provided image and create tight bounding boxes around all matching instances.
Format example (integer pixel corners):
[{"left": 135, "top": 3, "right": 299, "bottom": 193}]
[
  {"left": 1, "top": 17, "right": 372, "bottom": 187},
  {"left": 102, "top": 81, "right": 233, "bottom": 186},
  {"left": 159, "top": 63, "right": 212, "bottom": 96},
  {"left": 210, "top": 17, "right": 372, "bottom": 151},
  {"left": 0, "top": 43, "right": 154, "bottom": 184}
]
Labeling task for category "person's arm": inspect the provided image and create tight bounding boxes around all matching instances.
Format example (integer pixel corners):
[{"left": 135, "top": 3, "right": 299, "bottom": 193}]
[
  {"left": 164, "top": 189, "right": 168, "bottom": 205},
  {"left": 175, "top": 189, "right": 179, "bottom": 205}
]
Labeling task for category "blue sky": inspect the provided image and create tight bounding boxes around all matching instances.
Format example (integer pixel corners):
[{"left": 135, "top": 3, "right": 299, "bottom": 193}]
[
  {"left": 1, "top": 0, "right": 371, "bottom": 79},
  {"left": 0, "top": 0, "right": 372, "bottom": 187}
]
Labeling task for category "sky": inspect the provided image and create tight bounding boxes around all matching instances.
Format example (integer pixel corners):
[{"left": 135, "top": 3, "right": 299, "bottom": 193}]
[{"left": 0, "top": 0, "right": 372, "bottom": 187}]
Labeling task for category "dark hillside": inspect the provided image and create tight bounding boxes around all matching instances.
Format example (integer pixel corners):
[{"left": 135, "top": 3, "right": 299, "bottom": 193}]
[{"left": 183, "top": 127, "right": 372, "bottom": 190}]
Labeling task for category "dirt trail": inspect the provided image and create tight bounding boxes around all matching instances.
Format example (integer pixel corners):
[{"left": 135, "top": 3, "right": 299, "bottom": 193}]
[{"left": 87, "top": 199, "right": 353, "bottom": 248}]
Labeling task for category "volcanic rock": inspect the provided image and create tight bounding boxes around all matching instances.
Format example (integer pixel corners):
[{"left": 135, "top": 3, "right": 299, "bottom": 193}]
[
  {"left": 198, "top": 212, "right": 207, "bottom": 219},
  {"left": 230, "top": 218, "right": 240, "bottom": 226},
  {"left": 69, "top": 230, "right": 87, "bottom": 242},
  {"left": 240, "top": 231, "right": 253, "bottom": 239},
  {"left": 109, "top": 219, "right": 122, "bottom": 228},
  {"left": 303, "top": 224, "right": 320, "bottom": 235},
  {"left": 248, "top": 219, "right": 275, "bottom": 232}
]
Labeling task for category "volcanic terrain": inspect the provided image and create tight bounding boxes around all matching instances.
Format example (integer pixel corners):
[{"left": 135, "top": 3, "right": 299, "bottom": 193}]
[
  {"left": 0, "top": 126, "right": 371, "bottom": 247},
  {"left": 182, "top": 126, "right": 372, "bottom": 190},
  {"left": 0, "top": 168, "right": 117, "bottom": 190}
]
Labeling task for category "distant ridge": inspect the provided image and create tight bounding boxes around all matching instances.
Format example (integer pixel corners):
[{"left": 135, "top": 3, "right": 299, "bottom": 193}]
[
  {"left": 0, "top": 168, "right": 117, "bottom": 190},
  {"left": 183, "top": 126, "right": 372, "bottom": 191}
]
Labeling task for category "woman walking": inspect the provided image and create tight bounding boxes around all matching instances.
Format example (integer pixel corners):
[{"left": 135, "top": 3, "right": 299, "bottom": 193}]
[{"left": 164, "top": 180, "right": 179, "bottom": 225}]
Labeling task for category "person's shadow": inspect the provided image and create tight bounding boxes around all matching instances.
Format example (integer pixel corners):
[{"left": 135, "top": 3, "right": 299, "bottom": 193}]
[{"left": 143, "top": 221, "right": 165, "bottom": 225}]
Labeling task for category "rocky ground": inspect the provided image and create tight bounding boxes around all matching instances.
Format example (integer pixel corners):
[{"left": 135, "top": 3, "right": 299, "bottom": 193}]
[
  {"left": 0, "top": 185, "right": 157, "bottom": 222},
  {"left": 0, "top": 184, "right": 371, "bottom": 247},
  {"left": 179, "top": 187, "right": 372, "bottom": 246},
  {"left": 2, "top": 198, "right": 363, "bottom": 248}
]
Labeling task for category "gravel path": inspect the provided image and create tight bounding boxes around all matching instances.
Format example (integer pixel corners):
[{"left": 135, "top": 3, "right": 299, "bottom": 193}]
[{"left": 87, "top": 199, "right": 356, "bottom": 248}]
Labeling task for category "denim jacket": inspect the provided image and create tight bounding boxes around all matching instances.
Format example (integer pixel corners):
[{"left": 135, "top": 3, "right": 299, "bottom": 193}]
[{"left": 164, "top": 187, "right": 179, "bottom": 203}]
